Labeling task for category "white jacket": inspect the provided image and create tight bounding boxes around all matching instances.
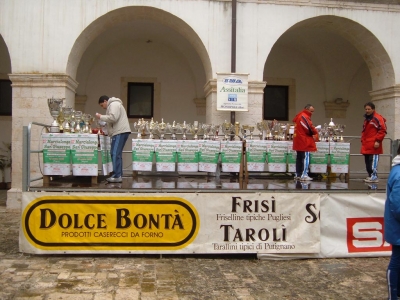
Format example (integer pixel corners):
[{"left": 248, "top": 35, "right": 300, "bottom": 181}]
[{"left": 99, "top": 97, "right": 131, "bottom": 137}]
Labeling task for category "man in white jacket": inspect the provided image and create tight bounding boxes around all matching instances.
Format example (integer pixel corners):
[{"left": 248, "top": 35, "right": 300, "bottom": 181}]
[{"left": 96, "top": 95, "right": 131, "bottom": 183}]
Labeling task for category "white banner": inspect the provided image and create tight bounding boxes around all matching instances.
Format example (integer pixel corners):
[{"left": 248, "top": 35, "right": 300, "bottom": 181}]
[
  {"left": 259, "top": 192, "right": 389, "bottom": 260},
  {"left": 20, "top": 192, "right": 320, "bottom": 255},
  {"left": 217, "top": 73, "right": 248, "bottom": 111}
]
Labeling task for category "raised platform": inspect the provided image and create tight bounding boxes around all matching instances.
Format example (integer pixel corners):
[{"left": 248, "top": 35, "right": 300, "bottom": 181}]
[{"left": 28, "top": 173, "right": 385, "bottom": 193}]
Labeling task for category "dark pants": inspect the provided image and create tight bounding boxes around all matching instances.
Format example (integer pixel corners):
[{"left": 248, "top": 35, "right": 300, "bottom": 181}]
[
  {"left": 387, "top": 244, "right": 400, "bottom": 299},
  {"left": 364, "top": 154, "right": 379, "bottom": 179},
  {"left": 296, "top": 151, "right": 310, "bottom": 177},
  {"left": 110, "top": 132, "right": 130, "bottom": 178}
]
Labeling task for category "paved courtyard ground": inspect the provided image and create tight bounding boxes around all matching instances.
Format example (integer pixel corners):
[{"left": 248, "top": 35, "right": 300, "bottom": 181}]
[{"left": 0, "top": 190, "right": 390, "bottom": 300}]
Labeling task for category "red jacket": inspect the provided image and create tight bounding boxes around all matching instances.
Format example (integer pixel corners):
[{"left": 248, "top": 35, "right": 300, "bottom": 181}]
[
  {"left": 361, "top": 111, "right": 386, "bottom": 154},
  {"left": 292, "top": 109, "right": 318, "bottom": 152}
]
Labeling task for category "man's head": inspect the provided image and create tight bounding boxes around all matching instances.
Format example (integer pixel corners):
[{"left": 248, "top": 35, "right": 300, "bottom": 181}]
[
  {"left": 304, "top": 104, "right": 315, "bottom": 114},
  {"left": 364, "top": 102, "right": 375, "bottom": 116},
  {"left": 98, "top": 95, "right": 109, "bottom": 110}
]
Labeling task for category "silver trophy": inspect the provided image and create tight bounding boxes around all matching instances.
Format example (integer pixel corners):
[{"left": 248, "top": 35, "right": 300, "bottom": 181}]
[
  {"left": 62, "top": 106, "right": 73, "bottom": 133},
  {"left": 169, "top": 121, "right": 179, "bottom": 140},
  {"left": 158, "top": 119, "right": 167, "bottom": 140},
  {"left": 47, "top": 97, "right": 64, "bottom": 133},
  {"left": 180, "top": 121, "right": 189, "bottom": 140},
  {"left": 190, "top": 121, "right": 200, "bottom": 140},
  {"left": 82, "top": 113, "right": 92, "bottom": 133},
  {"left": 148, "top": 118, "right": 157, "bottom": 139},
  {"left": 74, "top": 111, "right": 83, "bottom": 133}
]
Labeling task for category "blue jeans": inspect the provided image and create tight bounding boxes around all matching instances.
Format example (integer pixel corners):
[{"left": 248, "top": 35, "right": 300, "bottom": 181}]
[
  {"left": 387, "top": 244, "right": 400, "bottom": 299},
  {"left": 110, "top": 132, "right": 130, "bottom": 178}
]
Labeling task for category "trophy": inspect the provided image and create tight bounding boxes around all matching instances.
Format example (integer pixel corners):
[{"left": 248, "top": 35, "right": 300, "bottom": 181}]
[
  {"left": 158, "top": 119, "right": 167, "bottom": 139},
  {"left": 190, "top": 121, "right": 200, "bottom": 140},
  {"left": 148, "top": 118, "right": 157, "bottom": 139},
  {"left": 70, "top": 110, "right": 76, "bottom": 133},
  {"left": 180, "top": 121, "right": 189, "bottom": 140},
  {"left": 248, "top": 125, "right": 255, "bottom": 140},
  {"left": 222, "top": 121, "right": 233, "bottom": 140},
  {"left": 57, "top": 108, "right": 65, "bottom": 132},
  {"left": 47, "top": 97, "right": 64, "bottom": 133},
  {"left": 82, "top": 113, "right": 92, "bottom": 133},
  {"left": 213, "top": 124, "right": 220, "bottom": 140},
  {"left": 62, "top": 106, "right": 73, "bottom": 133},
  {"left": 74, "top": 111, "right": 83, "bottom": 133},
  {"left": 134, "top": 118, "right": 147, "bottom": 139},
  {"left": 241, "top": 125, "right": 249, "bottom": 140},
  {"left": 170, "top": 121, "right": 179, "bottom": 140},
  {"left": 234, "top": 122, "right": 241, "bottom": 140},
  {"left": 202, "top": 124, "right": 211, "bottom": 140},
  {"left": 256, "top": 122, "right": 264, "bottom": 140},
  {"left": 266, "top": 121, "right": 275, "bottom": 140}
]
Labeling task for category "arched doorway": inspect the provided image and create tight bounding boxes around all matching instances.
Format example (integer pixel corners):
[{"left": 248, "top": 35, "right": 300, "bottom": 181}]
[
  {"left": 67, "top": 6, "right": 212, "bottom": 124},
  {"left": 264, "top": 15, "right": 395, "bottom": 173}
]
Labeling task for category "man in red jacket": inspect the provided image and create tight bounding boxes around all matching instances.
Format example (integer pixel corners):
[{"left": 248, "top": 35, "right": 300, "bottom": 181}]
[
  {"left": 361, "top": 102, "right": 387, "bottom": 183},
  {"left": 292, "top": 104, "right": 319, "bottom": 181}
]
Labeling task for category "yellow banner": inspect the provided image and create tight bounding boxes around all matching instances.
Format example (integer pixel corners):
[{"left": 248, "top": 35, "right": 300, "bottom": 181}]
[{"left": 22, "top": 196, "right": 200, "bottom": 250}]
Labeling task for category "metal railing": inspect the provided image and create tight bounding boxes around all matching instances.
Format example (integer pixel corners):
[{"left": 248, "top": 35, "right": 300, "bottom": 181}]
[{"left": 22, "top": 123, "right": 399, "bottom": 191}]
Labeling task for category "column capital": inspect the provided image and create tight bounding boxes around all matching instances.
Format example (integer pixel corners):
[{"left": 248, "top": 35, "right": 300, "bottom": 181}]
[
  {"left": 369, "top": 84, "right": 400, "bottom": 101},
  {"left": 8, "top": 73, "right": 78, "bottom": 93}
]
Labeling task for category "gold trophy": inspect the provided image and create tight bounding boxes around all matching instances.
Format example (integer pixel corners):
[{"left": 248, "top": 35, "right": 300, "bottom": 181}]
[
  {"left": 222, "top": 121, "right": 233, "bottom": 141},
  {"left": 47, "top": 97, "right": 64, "bottom": 133},
  {"left": 234, "top": 121, "right": 241, "bottom": 140}
]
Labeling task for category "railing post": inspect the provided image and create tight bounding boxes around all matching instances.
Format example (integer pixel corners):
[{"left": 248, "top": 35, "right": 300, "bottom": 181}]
[
  {"left": 392, "top": 139, "right": 399, "bottom": 170},
  {"left": 22, "top": 126, "right": 29, "bottom": 191}
]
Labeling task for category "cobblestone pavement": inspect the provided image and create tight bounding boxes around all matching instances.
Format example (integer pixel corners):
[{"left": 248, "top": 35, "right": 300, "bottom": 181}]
[{"left": 0, "top": 190, "right": 390, "bottom": 300}]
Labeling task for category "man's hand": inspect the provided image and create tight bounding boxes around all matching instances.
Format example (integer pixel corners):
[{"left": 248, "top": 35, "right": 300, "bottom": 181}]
[
  {"left": 374, "top": 141, "right": 380, "bottom": 148},
  {"left": 95, "top": 113, "right": 101, "bottom": 119}
]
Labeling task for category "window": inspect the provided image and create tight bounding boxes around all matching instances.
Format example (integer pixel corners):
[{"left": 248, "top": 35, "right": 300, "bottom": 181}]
[
  {"left": 263, "top": 85, "right": 288, "bottom": 121},
  {"left": 0, "top": 80, "right": 11, "bottom": 116},
  {"left": 127, "top": 82, "right": 154, "bottom": 118}
]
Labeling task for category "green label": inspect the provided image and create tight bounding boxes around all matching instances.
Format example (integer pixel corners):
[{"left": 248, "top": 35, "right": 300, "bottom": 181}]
[
  {"left": 71, "top": 150, "right": 98, "bottom": 164},
  {"left": 43, "top": 149, "right": 71, "bottom": 164},
  {"left": 220, "top": 141, "right": 242, "bottom": 164}
]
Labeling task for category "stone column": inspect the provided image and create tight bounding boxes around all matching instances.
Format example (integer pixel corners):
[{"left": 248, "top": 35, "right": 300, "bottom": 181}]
[
  {"left": 7, "top": 74, "right": 78, "bottom": 209},
  {"left": 369, "top": 84, "right": 400, "bottom": 174},
  {"left": 369, "top": 84, "right": 400, "bottom": 140},
  {"left": 204, "top": 79, "right": 266, "bottom": 125}
]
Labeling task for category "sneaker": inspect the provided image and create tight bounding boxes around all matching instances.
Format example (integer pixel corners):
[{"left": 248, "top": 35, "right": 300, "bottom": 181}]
[
  {"left": 364, "top": 177, "right": 379, "bottom": 183},
  {"left": 363, "top": 177, "right": 371, "bottom": 182},
  {"left": 106, "top": 176, "right": 122, "bottom": 183},
  {"left": 294, "top": 176, "right": 300, "bottom": 180},
  {"left": 300, "top": 176, "right": 313, "bottom": 181}
]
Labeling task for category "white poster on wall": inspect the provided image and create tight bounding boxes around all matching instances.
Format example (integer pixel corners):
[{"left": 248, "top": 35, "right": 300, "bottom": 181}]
[{"left": 217, "top": 73, "right": 249, "bottom": 111}]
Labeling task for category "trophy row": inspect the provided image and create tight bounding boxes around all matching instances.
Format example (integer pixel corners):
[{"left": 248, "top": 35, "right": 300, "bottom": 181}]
[
  {"left": 133, "top": 118, "right": 346, "bottom": 142},
  {"left": 47, "top": 97, "right": 101, "bottom": 134},
  {"left": 133, "top": 119, "right": 291, "bottom": 141},
  {"left": 48, "top": 97, "right": 346, "bottom": 141}
]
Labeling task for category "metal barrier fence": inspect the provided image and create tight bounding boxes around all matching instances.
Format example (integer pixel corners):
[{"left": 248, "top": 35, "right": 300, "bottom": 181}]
[{"left": 22, "top": 123, "right": 399, "bottom": 191}]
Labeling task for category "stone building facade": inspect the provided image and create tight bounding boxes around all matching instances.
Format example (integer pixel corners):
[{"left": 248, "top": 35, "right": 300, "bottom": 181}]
[{"left": 0, "top": 0, "right": 400, "bottom": 207}]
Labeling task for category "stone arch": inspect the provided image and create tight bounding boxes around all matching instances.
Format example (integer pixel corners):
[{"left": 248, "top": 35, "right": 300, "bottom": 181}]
[
  {"left": 66, "top": 6, "right": 212, "bottom": 81},
  {"left": 286, "top": 15, "right": 394, "bottom": 91},
  {"left": 0, "top": 34, "right": 11, "bottom": 76}
]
